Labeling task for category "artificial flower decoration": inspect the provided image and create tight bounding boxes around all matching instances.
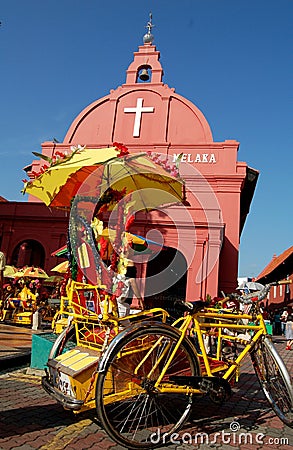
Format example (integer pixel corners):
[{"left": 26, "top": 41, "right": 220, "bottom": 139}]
[
  {"left": 125, "top": 214, "right": 135, "bottom": 232},
  {"left": 146, "top": 151, "right": 180, "bottom": 178},
  {"left": 113, "top": 142, "right": 129, "bottom": 157},
  {"left": 26, "top": 145, "right": 86, "bottom": 182},
  {"left": 91, "top": 218, "right": 104, "bottom": 239}
]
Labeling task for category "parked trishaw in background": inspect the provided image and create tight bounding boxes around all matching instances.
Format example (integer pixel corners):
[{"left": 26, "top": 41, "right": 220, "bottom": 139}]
[
  {"left": 1, "top": 282, "right": 38, "bottom": 325},
  {"left": 0, "top": 267, "right": 60, "bottom": 326}
]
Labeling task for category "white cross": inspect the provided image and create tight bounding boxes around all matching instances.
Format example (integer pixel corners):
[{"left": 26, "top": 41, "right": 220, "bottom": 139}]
[{"left": 124, "top": 98, "right": 154, "bottom": 137}]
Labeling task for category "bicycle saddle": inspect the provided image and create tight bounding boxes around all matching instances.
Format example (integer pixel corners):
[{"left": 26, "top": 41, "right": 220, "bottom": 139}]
[{"left": 174, "top": 300, "right": 207, "bottom": 314}]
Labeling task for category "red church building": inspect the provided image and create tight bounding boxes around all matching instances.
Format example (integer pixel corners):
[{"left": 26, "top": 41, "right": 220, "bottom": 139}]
[{"left": 0, "top": 25, "right": 258, "bottom": 306}]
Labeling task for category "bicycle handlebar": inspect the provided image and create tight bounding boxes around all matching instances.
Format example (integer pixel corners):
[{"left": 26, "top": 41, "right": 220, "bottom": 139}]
[
  {"left": 173, "top": 280, "right": 291, "bottom": 313},
  {"left": 236, "top": 280, "right": 291, "bottom": 305}
]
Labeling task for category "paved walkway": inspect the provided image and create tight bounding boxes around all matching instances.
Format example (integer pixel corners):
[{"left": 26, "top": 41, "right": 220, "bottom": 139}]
[
  {"left": 0, "top": 328, "right": 292, "bottom": 449},
  {"left": 0, "top": 323, "right": 35, "bottom": 367},
  {"left": 0, "top": 323, "right": 53, "bottom": 369}
]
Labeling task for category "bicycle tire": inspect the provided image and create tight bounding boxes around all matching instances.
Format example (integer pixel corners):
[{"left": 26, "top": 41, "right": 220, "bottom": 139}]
[
  {"left": 96, "top": 323, "right": 200, "bottom": 449},
  {"left": 251, "top": 336, "right": 293, "bottom": 427}
]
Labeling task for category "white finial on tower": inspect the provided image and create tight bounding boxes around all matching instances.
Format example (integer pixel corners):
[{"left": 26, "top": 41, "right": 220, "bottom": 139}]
[{"left": 143, "top": 12, "right": 154, "bottom": 44}]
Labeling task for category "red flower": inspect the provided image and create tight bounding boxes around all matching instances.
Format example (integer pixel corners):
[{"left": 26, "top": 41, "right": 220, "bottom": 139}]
[
  {"left": 39, "top": 164, "right": 49, "bottom": 174},
  {"left": 113, "top": 142, "right": 129, "bottom": 157},
  {"left": 125, "top": 214, "right": 135, "bottom": 231},
  {"left": 110, "top": 251, "right": 118, "bottom": 271},
  {"left": 55, "top": 151, "right": 65, "bottom": 157},
  {"left": 99, "top": 237, "right": 108, "bottom": 260},
  {"left": 98, "top": 204, "right": 108, "bottom": 214}
]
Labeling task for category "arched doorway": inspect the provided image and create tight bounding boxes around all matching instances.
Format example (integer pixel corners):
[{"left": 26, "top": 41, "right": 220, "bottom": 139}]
[
  {"left": 145, "top": 247, "right": 187, "bottom": 318},
  {"left": 11, "top": 240, "right": 45, "bottom": 268}
]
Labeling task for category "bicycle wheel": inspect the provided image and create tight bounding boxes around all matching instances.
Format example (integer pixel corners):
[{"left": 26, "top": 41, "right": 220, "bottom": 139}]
[
  {"left": 96, "top": 324, "right": 200, "bottom": 449},
  {"left": 251, "top": 336, "right": 293, "bottom": 427}
]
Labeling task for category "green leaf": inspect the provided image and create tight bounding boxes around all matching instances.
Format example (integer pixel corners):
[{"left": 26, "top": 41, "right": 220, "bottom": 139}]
[{"left": 32, "top": 151, "right": 52, "bottom": 162}]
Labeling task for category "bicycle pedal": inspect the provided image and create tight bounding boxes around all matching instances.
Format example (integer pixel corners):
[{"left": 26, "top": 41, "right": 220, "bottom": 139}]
[
  {"left": 170, "top": 375, "right": 204, "bottom": 389},
  {"left": 169, "top": 375, "right": 199, "bottom": 387},
  {"left": 170, "top": 375, "right": 231, "bottom": 397}
]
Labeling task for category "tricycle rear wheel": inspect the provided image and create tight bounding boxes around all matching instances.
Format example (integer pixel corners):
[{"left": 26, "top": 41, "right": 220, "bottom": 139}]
[{"left": 96, "top": 325, "right": 200, "bottom": 449}]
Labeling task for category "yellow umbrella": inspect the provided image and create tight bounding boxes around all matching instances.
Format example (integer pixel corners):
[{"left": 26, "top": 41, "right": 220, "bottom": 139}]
[
  {"left": 13, "top": 266, "right": 49, "bottom": 278},
  {"left": 51, "top": 261, "right": 69, "bottom": 274},
  {"left": 23, "top": 146, "right": 183, "bottom": 210},
  {"left": 43, "top": 275, "right": 64, "bottom": 284},
  {"left": 22, "top": 146, "right": 122, "bottom": 208},
  {"left": 3, "top": 265, "right": 18, "bottom": 278}
]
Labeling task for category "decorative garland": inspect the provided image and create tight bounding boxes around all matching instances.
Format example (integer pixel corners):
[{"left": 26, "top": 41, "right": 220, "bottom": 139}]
[
  {"left": 146, "top": 151, "right": 180, "bottom": 178},
  {"left": 23, "top": 145, "right": 86, "bottom": 184},
  {"left": 95, "top": 187, "right": 127, "bottom": 219}
]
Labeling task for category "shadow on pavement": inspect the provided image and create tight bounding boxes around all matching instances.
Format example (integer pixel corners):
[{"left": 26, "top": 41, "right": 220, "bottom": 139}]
[
  {"left": 181, "top": 371, "right": 275, "bottom": 436},
  {"left": 0, "top": 402, "right": 96, "bottom": 439}
]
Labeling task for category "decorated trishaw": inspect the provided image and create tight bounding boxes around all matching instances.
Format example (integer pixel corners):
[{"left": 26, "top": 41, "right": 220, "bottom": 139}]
[
  {"left": 0, "top": 285, "right": 38, "bottom": 325},
  {"left": 22, "top": 142, "right": 185, "bottom": 411},
  {"left": 0, "top": 267, "right": 58, "bottom": 325}
]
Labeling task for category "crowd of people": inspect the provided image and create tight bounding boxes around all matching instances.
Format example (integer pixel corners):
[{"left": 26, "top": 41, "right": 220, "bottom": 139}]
[{"left": 1, "top": 248, "right": 293, "bottom": 346}]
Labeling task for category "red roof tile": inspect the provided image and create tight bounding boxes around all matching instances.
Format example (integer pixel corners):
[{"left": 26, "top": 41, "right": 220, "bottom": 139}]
[{"left": 256, "top": 246, "right": 293, "bottom": 280}]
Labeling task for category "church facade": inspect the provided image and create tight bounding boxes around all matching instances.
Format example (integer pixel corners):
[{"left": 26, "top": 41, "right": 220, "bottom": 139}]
[{"left": 1, "top": 31, "right": 258, "bottom": 304}]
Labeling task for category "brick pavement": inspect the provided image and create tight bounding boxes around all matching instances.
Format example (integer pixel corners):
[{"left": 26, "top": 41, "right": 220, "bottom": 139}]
[
  {"left": 0, "top": 324, "right": 47, "bottom": 369},
  {"left": 0, "top": 337, "right": 292, "bottom": 450},
  {"left": 0, "top": 324, "right": 33, "bottom": 358}
]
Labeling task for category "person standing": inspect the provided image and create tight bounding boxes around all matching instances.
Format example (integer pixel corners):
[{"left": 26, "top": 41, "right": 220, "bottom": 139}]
[
  {"left": 124, "top": 261, "right": 144, "bottom": 310},
  {"left": 0, "top": 251, "right": 6, "bottom": 300},
  {"left": 280, "top": 307, "right": 288, "bottom": 336},
  {"left": 273, "top": 310, "right": 282, "bottom": 335},
  {"left": 285, "top": 314, "right": 293, "bottom": 350}
]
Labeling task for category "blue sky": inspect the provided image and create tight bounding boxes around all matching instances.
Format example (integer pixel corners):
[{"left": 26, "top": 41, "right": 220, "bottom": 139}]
[{"left": 0, "top": 0, "right": 292, "bottom": 278}]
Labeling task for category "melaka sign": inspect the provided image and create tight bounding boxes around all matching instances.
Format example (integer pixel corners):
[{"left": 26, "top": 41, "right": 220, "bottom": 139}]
[{"left": 172, "top": 153, "right": 217, "bottom": 164}]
